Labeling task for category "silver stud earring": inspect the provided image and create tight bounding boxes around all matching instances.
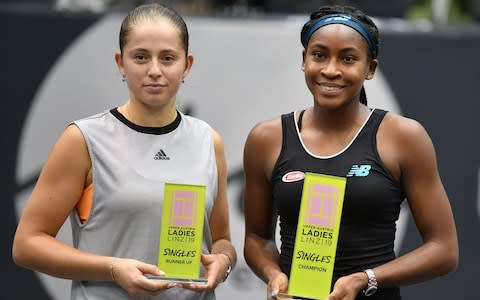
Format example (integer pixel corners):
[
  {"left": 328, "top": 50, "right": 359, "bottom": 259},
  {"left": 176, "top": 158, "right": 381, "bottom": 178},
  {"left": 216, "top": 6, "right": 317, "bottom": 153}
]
[
  {"left": 182, "top": 77, "right": 185, "bottom": 84},
  {"left": 121, "top": 74, "right": 126, "bottom": 82}
]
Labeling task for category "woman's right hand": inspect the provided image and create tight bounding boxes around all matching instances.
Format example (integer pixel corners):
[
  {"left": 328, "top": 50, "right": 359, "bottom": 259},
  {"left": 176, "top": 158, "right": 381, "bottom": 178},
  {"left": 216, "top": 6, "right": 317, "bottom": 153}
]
[
  {"left": 267, "top": 271, "right": 289, "bottom": 300},
  {"left": 111, "top": 258, "right": 175, "bottom": 297}
]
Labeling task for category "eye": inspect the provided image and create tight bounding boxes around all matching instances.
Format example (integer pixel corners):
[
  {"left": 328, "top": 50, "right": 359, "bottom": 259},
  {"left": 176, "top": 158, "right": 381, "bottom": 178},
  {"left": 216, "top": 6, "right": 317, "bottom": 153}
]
[
  {"left": 342, "top": 56, "right": 358, "bottom": 63},
  {"left": 134, "top": 53, "right": 148, "bottom": 62},
  {"left": 162, "top": 55, "right": 176, "bottom": 63},
  {"left": 312, "top": 51, "right": 327, "bottom": 60}
]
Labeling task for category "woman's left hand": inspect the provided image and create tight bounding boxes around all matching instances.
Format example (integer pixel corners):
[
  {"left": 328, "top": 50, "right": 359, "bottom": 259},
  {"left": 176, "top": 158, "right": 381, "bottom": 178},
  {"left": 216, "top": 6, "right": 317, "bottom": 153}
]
[
  {"left": 326, "top": 272, "right": 366, "bottom": 300},
  {"left": 178, "top": 253, "right": 229, "bottom": 291}
]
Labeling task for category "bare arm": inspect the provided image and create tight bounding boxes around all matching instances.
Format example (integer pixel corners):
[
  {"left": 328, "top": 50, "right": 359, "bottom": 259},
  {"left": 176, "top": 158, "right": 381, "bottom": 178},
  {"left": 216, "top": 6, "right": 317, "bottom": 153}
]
[
  {"left": 188, "top": 129, "right": 236, "bottom": 291},
  {"left": 372, "top": 115, "right": 458, "bottom": 286},
  {"left": 12, "top": 125, "right": 167, "bottom": 296},
  {"left": 210, "top": 129, "right": 237, "bottom": 267},
  {"left": 11, "top": 124, "right": 113, "bottom": 280},
  {"left": 243, "top": 119, "right": 289, "bottom": 296},
  {"left": 328, "top": 114, "right": 458, "bottom": 300}
]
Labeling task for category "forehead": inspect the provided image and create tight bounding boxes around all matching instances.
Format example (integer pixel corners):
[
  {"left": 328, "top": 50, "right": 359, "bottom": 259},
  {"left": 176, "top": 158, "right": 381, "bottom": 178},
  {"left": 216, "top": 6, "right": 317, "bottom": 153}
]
[
  {"left": 309, "top": 23, "right": 369, "bottom": 51},
  {"left": 125, "top": 17, "right": 182, "bottom": 49}
]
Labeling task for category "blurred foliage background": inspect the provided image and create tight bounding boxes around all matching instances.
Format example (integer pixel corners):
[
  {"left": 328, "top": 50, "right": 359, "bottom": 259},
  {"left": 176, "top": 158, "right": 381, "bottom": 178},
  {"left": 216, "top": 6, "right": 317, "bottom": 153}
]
[
  {"left": 408, "top": 0, "right": 478, "bottom": 23},
  {"left": 1, "top": 0, "right": 479, "bottom": 24}
]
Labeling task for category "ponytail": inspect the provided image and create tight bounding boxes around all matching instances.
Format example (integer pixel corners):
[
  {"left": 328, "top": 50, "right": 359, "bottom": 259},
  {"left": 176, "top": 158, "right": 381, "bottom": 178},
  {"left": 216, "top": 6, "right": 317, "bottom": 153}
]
[{"left": 360, "top": 86, "right": 368, "bottom": 105}]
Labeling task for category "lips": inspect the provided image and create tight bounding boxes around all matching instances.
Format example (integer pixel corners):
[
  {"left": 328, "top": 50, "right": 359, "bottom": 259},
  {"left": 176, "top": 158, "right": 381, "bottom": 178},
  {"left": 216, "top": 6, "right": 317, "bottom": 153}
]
[
  {"left": 144, "top": 83, "right": 166, "bottom": 87},
  {"left": 144, "top": 83, "right": 167, "bottom": 93},
  {"left": 317, "top": 82, "right": 344, "bottom": 95}
]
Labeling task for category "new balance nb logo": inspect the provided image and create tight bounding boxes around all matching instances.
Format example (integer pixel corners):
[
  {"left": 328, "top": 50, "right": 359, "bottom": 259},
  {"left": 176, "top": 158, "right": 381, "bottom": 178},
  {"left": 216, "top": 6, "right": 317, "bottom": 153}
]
[
  {"left": 347, "top": 164, "right": 371, "bottom": 177},
  {"left": 154, "top": 149, "right": 170, "bottom": 160}
]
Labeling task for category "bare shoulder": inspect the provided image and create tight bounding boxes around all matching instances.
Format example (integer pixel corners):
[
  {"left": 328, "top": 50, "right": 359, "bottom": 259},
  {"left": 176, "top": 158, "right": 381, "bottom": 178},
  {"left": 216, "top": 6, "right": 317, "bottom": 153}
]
[
  {"left": 245, "top": 117, "right": 282, "bottom": 147},
  {"left": 243, "top": 116, "right": 283, "bottom": 179},
  {"left": 63, "top": 123, "right": 88, "bottom": 144},
  {"left": 378, "top": 112, "right": 436, "bottom": 180},
  {"left": 45, "top": 124, "right": 91, "bottom": 179},
  {"left": 51, "top": 124, "right": 88, "bottom": 158},
  {"left": 377, "top": 112, "right": 434, "bottom": 179},
  {"left": 211, "top": 128, "right": 225, "bottom": 150},
  {"left": 380, "top": 112, "right": 431, "bottom": 146}
]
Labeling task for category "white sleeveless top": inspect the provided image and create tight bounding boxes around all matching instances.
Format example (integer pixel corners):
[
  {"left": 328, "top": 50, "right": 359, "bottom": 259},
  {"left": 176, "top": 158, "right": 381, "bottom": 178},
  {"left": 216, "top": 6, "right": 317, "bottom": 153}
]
[{"left": 70, "top": 109, "right": 217, "bottom": 300}]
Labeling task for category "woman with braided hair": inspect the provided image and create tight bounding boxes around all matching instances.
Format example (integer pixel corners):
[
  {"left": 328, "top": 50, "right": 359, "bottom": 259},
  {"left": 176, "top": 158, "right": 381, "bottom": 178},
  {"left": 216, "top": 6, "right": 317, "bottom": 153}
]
[{"left": 243, "top": 5, "right": 458, "bottom": 300}]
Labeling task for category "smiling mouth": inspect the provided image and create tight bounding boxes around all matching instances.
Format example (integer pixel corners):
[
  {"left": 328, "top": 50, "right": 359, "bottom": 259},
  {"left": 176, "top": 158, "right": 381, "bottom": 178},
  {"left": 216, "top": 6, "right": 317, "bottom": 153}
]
[{"left": 318, "top": 83, "right": 344, "bottom": 92}]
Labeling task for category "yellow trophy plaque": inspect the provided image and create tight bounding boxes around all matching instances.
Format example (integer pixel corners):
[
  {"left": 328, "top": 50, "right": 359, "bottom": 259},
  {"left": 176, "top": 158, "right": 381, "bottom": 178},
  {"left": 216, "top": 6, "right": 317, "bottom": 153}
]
[
  {"left": 147, "top": 183, "right": 207, "bottom": 285},
  {"left": 278, "top": 173, "right": 346, "bottom": 300}
]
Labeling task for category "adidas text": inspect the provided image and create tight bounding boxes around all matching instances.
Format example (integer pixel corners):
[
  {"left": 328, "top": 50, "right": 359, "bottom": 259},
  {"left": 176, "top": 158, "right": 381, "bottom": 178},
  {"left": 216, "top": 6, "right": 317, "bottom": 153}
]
[{"left": 154, "top": 149, "right": 170, "bottom": 160}]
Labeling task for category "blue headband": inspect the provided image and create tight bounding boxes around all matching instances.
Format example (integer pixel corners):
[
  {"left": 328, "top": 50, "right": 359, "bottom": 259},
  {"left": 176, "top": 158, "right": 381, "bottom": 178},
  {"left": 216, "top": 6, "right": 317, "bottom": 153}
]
[{"left": 301, "top": 14, "right": 378, "bottom": 58}]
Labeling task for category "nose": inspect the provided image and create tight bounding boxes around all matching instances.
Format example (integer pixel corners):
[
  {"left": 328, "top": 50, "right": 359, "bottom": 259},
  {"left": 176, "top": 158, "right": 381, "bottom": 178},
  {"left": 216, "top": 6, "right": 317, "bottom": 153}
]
[
  {"left": 321, "top": 58, "right": 341, "bottom": 78},
  {"left": 148, "top": 59, "right": 162, "bottom": 78}
]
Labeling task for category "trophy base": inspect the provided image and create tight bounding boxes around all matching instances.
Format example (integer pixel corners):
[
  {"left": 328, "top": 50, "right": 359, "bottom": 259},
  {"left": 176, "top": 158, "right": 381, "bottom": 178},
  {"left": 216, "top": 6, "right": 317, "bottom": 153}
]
[
  {"left": 145, "top": 275, "right": 208, "bottom": 285},
  {"left": 275, "top": 292, "right": 324, "bottom": 300}
]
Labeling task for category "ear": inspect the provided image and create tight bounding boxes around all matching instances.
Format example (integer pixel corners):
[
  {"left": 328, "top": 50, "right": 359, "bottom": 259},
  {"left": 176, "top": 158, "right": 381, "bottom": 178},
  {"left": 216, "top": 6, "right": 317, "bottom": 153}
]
[
  {"left": 114, "top": 51, "right": 125, "bottom": 76},
  {"left": 182, "top": 52, "right": 195, "bottom": 78},
  {"left": 366, "top": 58, "right": 378, "bottom": 80}
]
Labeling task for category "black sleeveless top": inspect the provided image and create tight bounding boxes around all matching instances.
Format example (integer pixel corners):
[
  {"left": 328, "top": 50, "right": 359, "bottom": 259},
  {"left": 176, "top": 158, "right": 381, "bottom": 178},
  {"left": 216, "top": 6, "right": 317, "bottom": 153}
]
[{"left": 271, "top": 109, "right": 404, "bottom": 299}]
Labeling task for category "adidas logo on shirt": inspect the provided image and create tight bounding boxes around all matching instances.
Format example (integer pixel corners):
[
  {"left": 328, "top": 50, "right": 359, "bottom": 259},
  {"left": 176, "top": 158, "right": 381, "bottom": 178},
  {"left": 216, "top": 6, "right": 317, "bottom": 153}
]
[{"left": 154, "top": 149, "right": 170, "bottom": 160}]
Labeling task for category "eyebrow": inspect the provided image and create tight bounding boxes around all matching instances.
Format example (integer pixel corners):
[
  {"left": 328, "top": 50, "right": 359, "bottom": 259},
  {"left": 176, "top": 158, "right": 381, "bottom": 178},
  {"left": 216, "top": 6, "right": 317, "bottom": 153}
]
[
  {"left": 128, "top": 47, "right": 179, "bottom": 54},
  {"left": 309, "top": 43, "right": 362, "bottom": 53}
]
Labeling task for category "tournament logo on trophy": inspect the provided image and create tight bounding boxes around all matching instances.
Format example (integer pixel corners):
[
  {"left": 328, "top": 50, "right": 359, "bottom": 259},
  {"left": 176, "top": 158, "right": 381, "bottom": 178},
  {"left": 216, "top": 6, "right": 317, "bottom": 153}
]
[
  {"left": 150, "top": 183, "right": 207, "bottom": 284},
  {"left": 278, "top": 173, "right": 346, "bottom": 300}
]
